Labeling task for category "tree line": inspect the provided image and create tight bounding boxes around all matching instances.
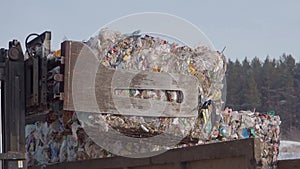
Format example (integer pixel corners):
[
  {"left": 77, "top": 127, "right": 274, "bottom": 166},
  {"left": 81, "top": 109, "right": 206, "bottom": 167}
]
[{"left": 225, "top": 54, "right": 300, "bottom": 139}]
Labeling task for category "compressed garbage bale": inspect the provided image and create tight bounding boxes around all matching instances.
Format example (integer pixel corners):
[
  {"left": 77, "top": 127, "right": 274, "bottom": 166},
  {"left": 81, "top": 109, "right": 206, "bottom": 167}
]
[
  {"left": 69, "top": 28, "right": 227, "bottom": 155},
  {"left": 25, "top": 107, "right": 281, "bottom": 168},
  {"left": 87, "top": 28, "right": 226, "bottom": 105},
  {"left": 25, "top": 112, "right": 113, "bottom": 167},
  {"left": 210, "top": 108, "right": 281, "bottom": 168},
  {"left": 83, "top": 28, "right": 226, "bottom": 140}
]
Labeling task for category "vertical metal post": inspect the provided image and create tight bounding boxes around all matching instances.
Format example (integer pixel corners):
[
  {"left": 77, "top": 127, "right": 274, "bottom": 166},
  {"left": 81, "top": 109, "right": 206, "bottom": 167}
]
[
  {"left": 6, "top": 41, "right": 25, "bottom": 169},
  {"left": 0, "top": 41, "right": 26, "bottom": 169}
]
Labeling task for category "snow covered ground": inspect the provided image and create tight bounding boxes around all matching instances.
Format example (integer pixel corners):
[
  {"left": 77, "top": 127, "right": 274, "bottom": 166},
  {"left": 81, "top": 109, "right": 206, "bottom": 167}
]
[{"left": 279, "top": 140, "right": 300, "bottom": 160}]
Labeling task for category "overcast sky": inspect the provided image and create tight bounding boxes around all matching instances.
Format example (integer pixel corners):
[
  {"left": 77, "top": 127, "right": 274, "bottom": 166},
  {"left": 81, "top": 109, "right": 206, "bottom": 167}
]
[{"left": 1, "top": 0, "right": 299, "bottom": 61}]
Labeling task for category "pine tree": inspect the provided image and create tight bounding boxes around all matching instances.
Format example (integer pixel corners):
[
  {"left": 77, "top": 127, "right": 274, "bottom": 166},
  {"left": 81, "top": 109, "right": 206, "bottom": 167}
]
[
  {"left": 245, "top": 71, "right": 261, "bottom": 110},
  {"left": 260, "top": 56, "right": 275, "bottom": 111},
  {"left": 251, "top": 57, "right": 262, "bottom": 110},
  {"left": 241, "top": 58, "right": 252, "bottom": 110},
  {"left": 279, "top": 54, "right": 296, "bottom": 133},
  {"left": 225, "top": 59, "right": 243, "bottom": 110}
]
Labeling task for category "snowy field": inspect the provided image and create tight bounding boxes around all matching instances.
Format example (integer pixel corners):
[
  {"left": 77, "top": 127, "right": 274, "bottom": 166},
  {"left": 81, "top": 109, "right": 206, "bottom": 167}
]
[{"left": 279, "top": 140, "right": 300, "bottom": 160}]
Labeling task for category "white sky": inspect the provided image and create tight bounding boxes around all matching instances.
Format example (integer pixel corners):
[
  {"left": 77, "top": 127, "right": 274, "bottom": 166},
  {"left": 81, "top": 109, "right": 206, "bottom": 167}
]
[{"left": 1, "top": 0, "right": 300, "bottom": 61}]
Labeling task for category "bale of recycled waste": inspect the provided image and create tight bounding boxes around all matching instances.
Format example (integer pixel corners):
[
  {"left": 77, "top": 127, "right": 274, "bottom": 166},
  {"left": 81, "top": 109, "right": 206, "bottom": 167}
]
[
  {"left": 209, "top": 108, "right": 281, "bottom": 168},
  {"left": 25, "top": 108, "right": 281, "bottom": 168},
  {"left": 84, "top": 28, "right": 226, "bottom": 139}
]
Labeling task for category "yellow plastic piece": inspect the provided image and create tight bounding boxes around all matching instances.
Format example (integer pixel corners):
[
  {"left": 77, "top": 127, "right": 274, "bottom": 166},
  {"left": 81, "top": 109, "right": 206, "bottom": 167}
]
[
  {"left": 123, "top": 55, "right": 130, "bottom": 61},
  {"left": 189, "top": 65, "right": 196, "bottom": 75},
  {"left": 53, "top": 50, "right": 61, "bottom": 57}
]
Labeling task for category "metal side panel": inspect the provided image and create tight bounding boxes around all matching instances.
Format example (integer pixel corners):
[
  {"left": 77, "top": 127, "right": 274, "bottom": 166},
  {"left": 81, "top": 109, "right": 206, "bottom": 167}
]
[
  {"left": 29, "top": 138, "right": 262, "bottom": 169},
  {"left": 62, "top": 41, "right": 82, "bottom": 111}
]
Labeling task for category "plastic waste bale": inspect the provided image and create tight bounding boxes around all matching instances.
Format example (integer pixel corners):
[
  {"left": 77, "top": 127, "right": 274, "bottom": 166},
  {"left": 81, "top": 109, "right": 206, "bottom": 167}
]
[
  {"left": 210, "top": 108, "right": 281, "bottom": 168},
  {"left": 82, "top": 28, "right": 226, "bottom": 145},
  {"left": 25, "top": 107, "right": 280, "bottom": 168},
  {"left": 87, "top": 28, "right": 226, "bottom": 108},
  {"left": 25, "top": 112, "right": 112, "bottom": 167}
]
